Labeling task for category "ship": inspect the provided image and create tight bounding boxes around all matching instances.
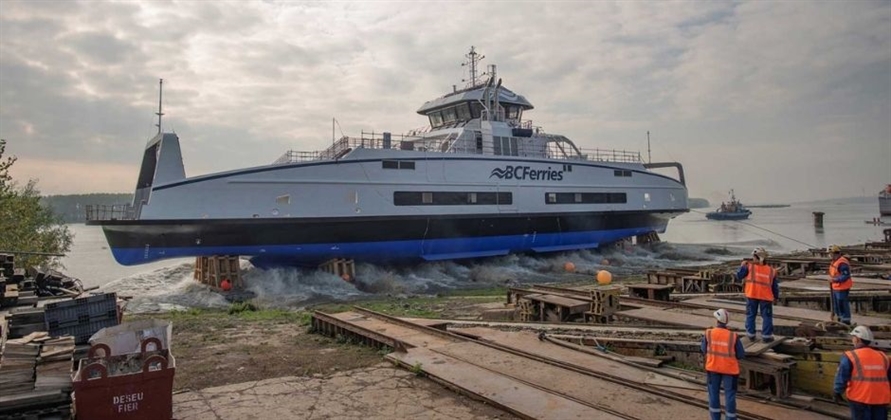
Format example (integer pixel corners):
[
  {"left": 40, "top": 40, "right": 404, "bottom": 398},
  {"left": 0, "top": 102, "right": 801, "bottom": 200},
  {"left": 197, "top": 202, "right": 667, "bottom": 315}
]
[
  {"left": 86, "top": 47, "right": 689, "bottom": 267},
  {"left": 705, "top": 190, "right": 751, "bottom": 220},
  {"left": 880, "top": 184, "right": 891, "bottom": 216}
]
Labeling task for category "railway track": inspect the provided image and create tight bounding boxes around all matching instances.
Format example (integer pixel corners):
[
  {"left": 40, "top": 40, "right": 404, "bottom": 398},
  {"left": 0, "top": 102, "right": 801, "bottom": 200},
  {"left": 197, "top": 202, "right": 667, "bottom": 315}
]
[{"left": 313, "top": 307, "right": 837, "bottom": 420}]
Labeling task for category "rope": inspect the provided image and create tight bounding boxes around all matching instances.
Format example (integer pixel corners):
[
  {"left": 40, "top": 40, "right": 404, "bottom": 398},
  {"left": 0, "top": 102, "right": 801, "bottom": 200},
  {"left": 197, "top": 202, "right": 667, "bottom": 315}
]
[{"left": 689, "top": 209, "right": 818, "bottom": 248}]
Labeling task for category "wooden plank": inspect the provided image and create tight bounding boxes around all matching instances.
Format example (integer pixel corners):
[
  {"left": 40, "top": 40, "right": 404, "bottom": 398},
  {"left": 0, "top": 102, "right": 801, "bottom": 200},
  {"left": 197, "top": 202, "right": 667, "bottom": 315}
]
[
  {"left": 807, "top": 274, "right": 891, "bottom": 287},
  {"left": 740, "top": 335, "right": 787, "bottom": 356},
  {"left": 457, "top": 327, "right": 833, "bottom": 420},
  {"left": 679, "top": 297, "right": 890, "bottom": 326},
  {"left": 618, "top": 307, "right": 798, "bottom": 332},
  {"left": 781, "top": 279, "right": 891, "bottom": 292},
  {"left": 522, "top": 293, "right": 589, "bottom": 309},
  {"left": 387, "top": 348, "right": 619, "bottom": 420}
]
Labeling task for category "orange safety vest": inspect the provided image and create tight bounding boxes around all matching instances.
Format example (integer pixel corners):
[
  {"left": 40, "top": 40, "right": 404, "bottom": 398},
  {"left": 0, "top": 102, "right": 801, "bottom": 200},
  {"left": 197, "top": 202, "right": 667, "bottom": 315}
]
[
  {"left": 705, "top": 328, "right": 740, "bottom": 375},
  {"left": 844, "top": 347, "right": 891, "bottom": 405},
  {"left": 744, "top": 263, "right": 776, "bottom": 301},
  {"left": 829, "top": 257, "right": 853, "bottom": 291}
]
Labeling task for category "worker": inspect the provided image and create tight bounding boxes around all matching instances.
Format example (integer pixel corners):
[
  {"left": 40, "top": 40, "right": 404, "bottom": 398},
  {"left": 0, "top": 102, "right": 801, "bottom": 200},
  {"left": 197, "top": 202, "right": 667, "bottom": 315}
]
[
  {"left": 702, "top": 308, "right": 746, "bottom": 420},
  {"left": 736, "top": 247, "right": 779, "bottom": 343},
  {"left": 220, "top": 278, "right": 232, "bottom": 292},
  {"left": 827, "top": 245, "right": 853, "bottom": 325},
  {"left": 833, "top": 326, "right": 890, "bottom": 419}
]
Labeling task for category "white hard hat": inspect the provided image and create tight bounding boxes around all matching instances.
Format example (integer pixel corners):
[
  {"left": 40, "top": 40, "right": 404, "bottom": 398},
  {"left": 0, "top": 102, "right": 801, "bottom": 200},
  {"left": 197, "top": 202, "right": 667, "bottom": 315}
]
[
  {"left": 849, "top": 326, "right": 874, "bottom": 342},
  {"left": 714, "top": 308, "right": 730, "bottom": 324},
  {"left": 752, "top": 247, "right": 768, "bottom": 260}
]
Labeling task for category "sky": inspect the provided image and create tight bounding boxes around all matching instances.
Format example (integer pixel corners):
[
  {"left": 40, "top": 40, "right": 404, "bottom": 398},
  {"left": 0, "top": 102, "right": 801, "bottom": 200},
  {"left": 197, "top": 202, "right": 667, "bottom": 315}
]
[{"left": 0, "top": 1, "right": 889, "bottom": 204}]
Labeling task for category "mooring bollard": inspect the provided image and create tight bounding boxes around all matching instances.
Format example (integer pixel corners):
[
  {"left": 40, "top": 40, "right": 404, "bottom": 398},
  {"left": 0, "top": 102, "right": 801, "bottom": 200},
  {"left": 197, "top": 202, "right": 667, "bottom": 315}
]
[{"left": 813, "top": 211, "right": 824, "bottom": 228}]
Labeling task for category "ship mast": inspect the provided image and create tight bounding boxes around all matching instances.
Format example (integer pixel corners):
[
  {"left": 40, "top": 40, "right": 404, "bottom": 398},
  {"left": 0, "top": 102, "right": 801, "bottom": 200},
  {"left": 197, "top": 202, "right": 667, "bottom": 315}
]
[
  {"left": 155, "top": 78, "right": 164, "bottom": 134},
  {"left": 461, "top": 46, "right": 485, "bottom": 88}
]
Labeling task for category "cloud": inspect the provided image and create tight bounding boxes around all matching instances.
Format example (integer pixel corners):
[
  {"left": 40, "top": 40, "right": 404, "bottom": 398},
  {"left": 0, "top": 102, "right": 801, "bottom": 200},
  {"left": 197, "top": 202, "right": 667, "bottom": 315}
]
[{"left": 0, "top": 0, "right": 888, "bottom": 201}]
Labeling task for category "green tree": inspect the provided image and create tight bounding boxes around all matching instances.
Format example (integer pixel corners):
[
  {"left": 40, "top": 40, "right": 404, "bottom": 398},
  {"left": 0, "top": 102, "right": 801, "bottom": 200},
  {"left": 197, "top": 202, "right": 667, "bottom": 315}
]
[{"left": 0, "top": 139, "right": 73, "bottom": 268}]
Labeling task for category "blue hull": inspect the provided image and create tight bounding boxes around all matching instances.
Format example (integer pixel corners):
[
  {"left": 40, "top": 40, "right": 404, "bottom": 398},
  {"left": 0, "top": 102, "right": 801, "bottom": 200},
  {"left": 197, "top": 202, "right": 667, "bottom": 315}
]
[
  {"left": 109, "top": 226, "right": 664, "bottom": 267},
  {"left": 705, "top": 212, "right": 750, "bottom": 220}
]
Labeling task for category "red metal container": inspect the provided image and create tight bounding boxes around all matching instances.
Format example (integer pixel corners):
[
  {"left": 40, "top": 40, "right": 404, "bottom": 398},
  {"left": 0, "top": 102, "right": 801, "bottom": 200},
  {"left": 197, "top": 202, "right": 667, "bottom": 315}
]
[{"left": 73, "top": 338, "right": 175, "bottom": 420}]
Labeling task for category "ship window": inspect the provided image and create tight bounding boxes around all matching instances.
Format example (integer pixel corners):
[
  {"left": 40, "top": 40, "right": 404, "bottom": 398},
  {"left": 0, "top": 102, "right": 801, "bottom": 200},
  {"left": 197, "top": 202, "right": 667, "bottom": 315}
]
[
  {"left": 545, "top": 192, "right": 627, "bottom": 204},
  {"left": 644, "top": 193, "right": 651, "bottom": 202},
  {"left": 470, "top": 102, "right": 483, "bottom": 118},
  {"left": 493, "top": 136, "right": 503, "bottom": 155},
  {"left": 614, "top": 170, "right": 632, "bottom": 177},
  {"left": 276, "top": 195, "right": 291, "bottom": 205},
  {"left": 507, "top": 106, "right": 520, "bottom": 120},
  {"left": 394, "top": 192, "right": 513, "bottom": 206},
  {"left": 475, "top": 132, "right": 483, "bottom": 153},
  {"left": 442, "top": 107, "right": 457, "bottom": 124},
  {"left": 456, "top": 103, "right": 471, "bottom": 121},
  {"left": 382, "top": 160, "right": 415, "bottom": 170},
  {"left": 510, "top": 138, "right": 519, "bottom": 156},
  {"left": 430, "top": 112, "right": 443, "bottom": 127}
]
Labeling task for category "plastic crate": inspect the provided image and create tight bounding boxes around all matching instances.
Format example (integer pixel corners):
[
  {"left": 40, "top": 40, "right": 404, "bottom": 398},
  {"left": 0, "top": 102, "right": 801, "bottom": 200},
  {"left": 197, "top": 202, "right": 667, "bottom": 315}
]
[
  {"left": 45, "top": 292, "right": 117, "bottom": 310},
  {"left": 49, "top": 318, "right": 120, "bottom": 345},
  {"left": 45, "top": 293, "right": 118, "bottom": 330}
]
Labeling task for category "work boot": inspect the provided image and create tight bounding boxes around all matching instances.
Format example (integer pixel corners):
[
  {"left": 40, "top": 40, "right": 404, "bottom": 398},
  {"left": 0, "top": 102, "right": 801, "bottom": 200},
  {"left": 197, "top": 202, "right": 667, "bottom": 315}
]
[
  {"left": 746, "top": 335, "right": 756, "bottom": 341},
  {"left": 762, "top": 336, "right": 775, "bottom": 343}
]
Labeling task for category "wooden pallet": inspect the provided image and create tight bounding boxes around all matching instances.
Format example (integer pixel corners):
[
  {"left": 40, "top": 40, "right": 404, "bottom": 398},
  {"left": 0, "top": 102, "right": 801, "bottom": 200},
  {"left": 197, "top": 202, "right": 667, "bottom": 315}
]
[{"left": 194, "top": 256, "right": 242, "bottom": 289}]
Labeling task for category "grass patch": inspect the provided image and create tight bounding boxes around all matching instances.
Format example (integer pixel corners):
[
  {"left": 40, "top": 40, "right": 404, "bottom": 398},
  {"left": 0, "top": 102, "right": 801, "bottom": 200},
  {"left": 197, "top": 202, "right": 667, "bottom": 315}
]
[{"left": 440, "top": 286, "right": 508, "bottom": 297}]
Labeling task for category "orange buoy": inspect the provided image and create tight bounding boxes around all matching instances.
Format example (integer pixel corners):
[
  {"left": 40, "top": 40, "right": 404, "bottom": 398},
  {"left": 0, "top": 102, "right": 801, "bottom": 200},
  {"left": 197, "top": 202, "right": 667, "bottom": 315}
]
[
  {"left": 341, "top": 273, "right": 353, "bottom": 283},
  {"left": 596, "top": 270, "right": 612, "bottom": 285},
  {"left": 600, "top": 259, "right": 610, "bottom": 266},
  {"left": 563, "top": 261, "right": 576, "bottom": 273}
]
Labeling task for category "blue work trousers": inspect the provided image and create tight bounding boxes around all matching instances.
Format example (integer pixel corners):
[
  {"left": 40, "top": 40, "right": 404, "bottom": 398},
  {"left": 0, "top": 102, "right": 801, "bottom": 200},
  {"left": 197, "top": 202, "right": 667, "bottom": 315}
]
[
  {"left": 849, "top": 401, "right": 888, "bottom": 420},
  {"left": 707, "top": 372, "right": 738, "bottom": 420},
  {"left": 832, "top": 290, "right": 851, "bottom": 324},
  {"left": 745, "top": 298, "right": 773, "bottom": 340}
]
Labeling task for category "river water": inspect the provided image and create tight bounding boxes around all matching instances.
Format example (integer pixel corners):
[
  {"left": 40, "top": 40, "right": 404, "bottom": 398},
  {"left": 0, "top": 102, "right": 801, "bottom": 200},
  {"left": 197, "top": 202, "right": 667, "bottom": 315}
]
[{"left": 58, "top": 196, "right": 887, "bottom": 312}]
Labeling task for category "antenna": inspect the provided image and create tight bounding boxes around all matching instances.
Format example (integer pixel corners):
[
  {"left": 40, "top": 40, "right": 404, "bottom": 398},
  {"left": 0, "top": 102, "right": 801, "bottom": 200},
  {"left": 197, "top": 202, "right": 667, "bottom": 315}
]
[
  {"left": 155, "top": 79, "right": 164, "bottom": 134},
  {"left": 461, "top": 46, "right": 485, "bottom": 88},
  {"left": 647, "top": 131, "right": 651, "bottom": 164}
]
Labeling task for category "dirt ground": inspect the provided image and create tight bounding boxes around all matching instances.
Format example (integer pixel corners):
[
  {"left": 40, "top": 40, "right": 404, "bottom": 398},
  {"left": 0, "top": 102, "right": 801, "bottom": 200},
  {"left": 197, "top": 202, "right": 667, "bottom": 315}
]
[{"left": 134, "top": 298, "right": 518, "bottom": 419}]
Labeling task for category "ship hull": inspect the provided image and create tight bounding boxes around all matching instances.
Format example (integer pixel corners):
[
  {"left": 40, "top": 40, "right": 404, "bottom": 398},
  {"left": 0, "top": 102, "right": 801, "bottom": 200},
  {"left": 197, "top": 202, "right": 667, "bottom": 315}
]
[
  {"left": 705, "top": 211, "right": 751, "bottom": 220},
  {"left": 880, "top": 196, "right": 891, "bottom": 216},
  {"left": 98, "top": 210, "right": 676, "bottom": 266}
]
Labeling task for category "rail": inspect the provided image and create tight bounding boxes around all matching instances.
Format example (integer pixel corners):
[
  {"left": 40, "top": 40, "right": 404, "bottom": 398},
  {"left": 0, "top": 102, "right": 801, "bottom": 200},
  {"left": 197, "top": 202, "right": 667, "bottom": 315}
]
[
  {"left": 84, "top": 204, "right": 136, "bottom": 221},
  {"left": 274, "top": 131, "right": 643, "bottom": 165}
]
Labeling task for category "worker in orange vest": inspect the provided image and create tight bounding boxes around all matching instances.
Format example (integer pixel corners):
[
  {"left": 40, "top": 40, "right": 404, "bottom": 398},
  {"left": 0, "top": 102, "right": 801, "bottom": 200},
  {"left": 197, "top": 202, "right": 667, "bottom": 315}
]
[
  {"left": 833, "top": 326, "right": 890, "bottom": 419},
  {"left": 220, "top": 278, "right": 232, "bottom": 292},
  {"left": 736, "top": 247, "right": 779, "bottom": 343},
  {"left": 828, "top": 245, "right": 853, "bottom": 325},
  {"left": 701, "top": 308, "right": 746, "bottom": 420}
]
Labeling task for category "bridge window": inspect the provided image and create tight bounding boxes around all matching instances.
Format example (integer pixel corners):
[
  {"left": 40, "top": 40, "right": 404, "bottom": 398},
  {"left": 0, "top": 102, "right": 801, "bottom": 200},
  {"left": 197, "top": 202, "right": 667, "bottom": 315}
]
[
  {"left": 456, "top": 103, "right": 471, "bottom": 121},
  {"left": 429, "top": 112, "right": 443, "bottom": 128},
  {"left": 614, "top": 170, "right": 632, "bottom": 177}
]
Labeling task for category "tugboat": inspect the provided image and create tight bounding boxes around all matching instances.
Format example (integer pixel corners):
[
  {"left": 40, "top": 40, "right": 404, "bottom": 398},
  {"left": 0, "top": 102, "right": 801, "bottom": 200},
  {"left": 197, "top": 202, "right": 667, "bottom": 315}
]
[
  {"left": 706, "top": 190, "right": 751, "bottom": 220},
  {"left": 879, "top": 184, "right": 891, "bottom": 217}
]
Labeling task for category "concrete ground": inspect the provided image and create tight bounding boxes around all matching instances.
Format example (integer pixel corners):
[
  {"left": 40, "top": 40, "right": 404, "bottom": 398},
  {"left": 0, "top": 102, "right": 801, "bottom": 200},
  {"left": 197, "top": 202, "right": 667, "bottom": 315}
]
[{"left": 173, "top": 363, "right": 514, "bottom": 420}]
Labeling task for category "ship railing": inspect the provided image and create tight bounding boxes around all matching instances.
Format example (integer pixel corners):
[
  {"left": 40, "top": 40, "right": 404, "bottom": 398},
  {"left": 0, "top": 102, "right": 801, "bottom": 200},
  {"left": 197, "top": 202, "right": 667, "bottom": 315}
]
[{"left": 85, "top": 204, "right": 136, "bottom": 221}]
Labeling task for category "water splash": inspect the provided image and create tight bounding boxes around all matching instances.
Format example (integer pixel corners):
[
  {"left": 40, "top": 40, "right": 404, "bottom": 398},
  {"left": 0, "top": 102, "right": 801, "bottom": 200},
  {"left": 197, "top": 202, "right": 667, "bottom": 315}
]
[{"left": 97, "top": 243, "right": 747, "bottom": 312}]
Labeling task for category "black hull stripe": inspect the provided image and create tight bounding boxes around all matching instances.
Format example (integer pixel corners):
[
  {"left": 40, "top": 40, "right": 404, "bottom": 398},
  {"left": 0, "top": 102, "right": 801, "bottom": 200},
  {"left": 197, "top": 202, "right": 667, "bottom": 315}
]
[{"left": 98, "top": 211, "right": 678, "bottom": 249}]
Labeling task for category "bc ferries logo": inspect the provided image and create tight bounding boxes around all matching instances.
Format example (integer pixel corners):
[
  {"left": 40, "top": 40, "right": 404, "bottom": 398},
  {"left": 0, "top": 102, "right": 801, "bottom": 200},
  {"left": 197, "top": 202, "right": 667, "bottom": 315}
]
[{"left": 490, "top": 165, "right": 564, "bottom": 181}]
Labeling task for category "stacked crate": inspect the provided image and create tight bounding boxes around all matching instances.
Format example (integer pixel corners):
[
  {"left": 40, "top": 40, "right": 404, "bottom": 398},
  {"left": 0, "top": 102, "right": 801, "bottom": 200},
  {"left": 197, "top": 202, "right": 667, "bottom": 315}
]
[
  {"left": 44, "top": 293, "right": 120, "bottom": 345},
  {"left": 588, "top": 286, "right": 621, "bottom": 322},
  {"left": 517, "top": 298, "right": 537, "bottom": 322}
]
